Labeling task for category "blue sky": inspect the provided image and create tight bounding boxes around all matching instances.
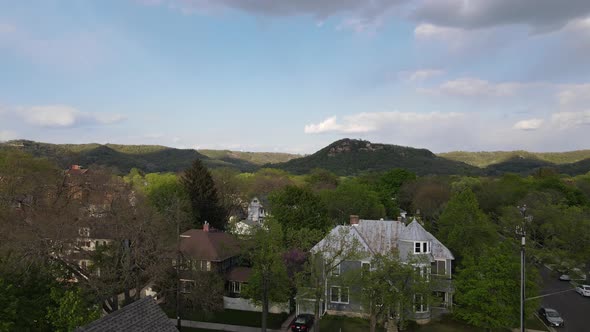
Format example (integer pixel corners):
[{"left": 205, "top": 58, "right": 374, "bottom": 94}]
[{"left": 1, "top": 0, "right": 590, "bottom": 154}]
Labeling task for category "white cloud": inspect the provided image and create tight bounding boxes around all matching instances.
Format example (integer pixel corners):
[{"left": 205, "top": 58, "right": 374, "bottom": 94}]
[
  {"left": 513, "top": 118, "right": 544, "bottom": 131},
  {"left": 423, "top": 78, "right": 542, "bottom": 97},
  {"left": 414, "top": 23, "right": 460, "bottom": 40},
  {"left": 557, "top": 83, "right": 590, "bottom": 109},
  {"left": 304, "top": 111, "right": 463, "bottom": 134},
  {"left": 401, "top": 69, "right": 445, "bottom": 82},
  {"left": 15, "top": 105, "right": 125, "bottom": 128},
  {"left": 550, "top": 110, "right": 590, "bottom": 129}
]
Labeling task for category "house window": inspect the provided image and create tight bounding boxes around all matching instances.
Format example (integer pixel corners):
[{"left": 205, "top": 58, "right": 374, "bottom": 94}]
[
  {"left": 200, "top": 260, "right": 211, "bottom": 271},
  {"left": 330, "top": 286, "right": 349, "bottom": 304},
  {"left": 230, "top": 281, "right": 241, "bottom": 294},
  {"left": 331, "top": 263, "right": 341, "bottom": 276},
  {"left": 79, "top": 227, "right": 90, "bottom": 237},
  {"left": 180, "top": 279, "right": 195, "bottom": 294},
  {"left": 414, "top": 294, "right": 428, "bottom": 313},
  {"left": 414, "top": 241, "right": 430, "bottom": 254},
  {"left": 431, "top": 260, "right": 446, "bottom": 276},
  {"left": 361, "top": 262, "right": 371, "bottom": 276}
]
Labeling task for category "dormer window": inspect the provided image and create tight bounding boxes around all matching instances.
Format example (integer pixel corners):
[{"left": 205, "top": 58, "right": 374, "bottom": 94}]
[
  {"left": 79, "top": 227, "right": 90, "bottom": 237},
  {"left": 414, "top": 241, "right": 430, "bottom": 254}
]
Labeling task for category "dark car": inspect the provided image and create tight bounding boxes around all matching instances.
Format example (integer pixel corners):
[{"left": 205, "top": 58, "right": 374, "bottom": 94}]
[
  {"left": 538, "top": 307, "right": 564, "bottom": 327},
  {"left": 290, "top": 314, "right": 314, "bottom": 331}
]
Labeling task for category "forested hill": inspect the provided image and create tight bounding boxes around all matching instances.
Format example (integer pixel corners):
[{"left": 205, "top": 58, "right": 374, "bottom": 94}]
[
  {"left": 439, "top": 150, "right": 590, "bottom": 168},
  {"left": 0, "top": 140, "right": 297, "bottom": 174},
  {"left": 269, "top": 139, "right": 481, "bottom": 176}
]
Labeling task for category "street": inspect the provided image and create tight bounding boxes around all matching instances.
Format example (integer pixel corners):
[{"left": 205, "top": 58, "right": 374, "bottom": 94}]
[{"left": 539, "top": 266, "right": 590, "bottom": 331}]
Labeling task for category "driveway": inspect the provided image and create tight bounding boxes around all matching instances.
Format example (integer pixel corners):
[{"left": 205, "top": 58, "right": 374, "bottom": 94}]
[{"left": 539, "top": 266, "right": 590, "bottom": 331}]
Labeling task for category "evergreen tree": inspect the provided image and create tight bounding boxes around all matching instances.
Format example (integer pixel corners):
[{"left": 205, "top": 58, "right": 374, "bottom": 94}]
[{"left": 181, "top": 159, "right": 225, "bottom": 229}]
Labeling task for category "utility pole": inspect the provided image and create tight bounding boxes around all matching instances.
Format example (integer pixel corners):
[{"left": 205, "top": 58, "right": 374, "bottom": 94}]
[
  {"left": 176, "top": 215, "right": 181, "bottom": 331},
  {"left": 517, "top": 205, "right": 532, "bottom": 332}
]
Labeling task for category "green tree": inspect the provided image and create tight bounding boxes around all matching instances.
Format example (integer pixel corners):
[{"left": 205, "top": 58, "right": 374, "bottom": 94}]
[
  {"left": 268, "top": 185, "right": 331, "bottom": 232},
  {"left": 356, "top": 253, "right": 430, "bottom": 332},
  {"left": 181, "top": 159, "right": 226, "bottom": 229},
  {"left": 320, "top": 180, "right": 386, "bottom": 224},
  {"left": 0, "top": 278, "right": 17, "bottom": 332},
  {"left": 305, "top": 168, "right": 339, "bottom": 191},
  {"left": 242, "top": 219, "right": 290, "bottom": 332},
  {"left": 46, "top": 288, "right": 100, "bottom": 332},
  {"left": 454, "top": 244, "right": 539, "bottom": 331},
  {"left": 438, "top": 189, "right": 497, "bottom": 261}
]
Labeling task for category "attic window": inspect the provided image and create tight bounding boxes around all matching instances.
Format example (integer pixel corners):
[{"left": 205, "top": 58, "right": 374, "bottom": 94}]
[{"left": 414, "top": 241, "right": 430, "bottom": 254}]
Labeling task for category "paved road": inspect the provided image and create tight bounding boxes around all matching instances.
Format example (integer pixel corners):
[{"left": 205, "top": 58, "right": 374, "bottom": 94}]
[{"left": 539, "top": 266, "right": 590, "bottom": 331}]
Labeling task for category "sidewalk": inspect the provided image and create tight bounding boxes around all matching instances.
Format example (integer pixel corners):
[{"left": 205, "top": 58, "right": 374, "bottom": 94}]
[{"left": 172, "top": 318, "right": 284, "bottom": 332}]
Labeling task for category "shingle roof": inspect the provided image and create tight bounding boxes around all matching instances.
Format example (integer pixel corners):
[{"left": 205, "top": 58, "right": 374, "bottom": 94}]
[
  {"left": 399, "top": 219, "right": 431, "bottom": 242},
  {"left": 180, "top": 229, "right": 242, "bottom": 262},
  {"left": 76, "top": 296, "right": 177, "bottom": 332},
  {"left": 312, "top": 218, "right": 454, "bottom": 262}
]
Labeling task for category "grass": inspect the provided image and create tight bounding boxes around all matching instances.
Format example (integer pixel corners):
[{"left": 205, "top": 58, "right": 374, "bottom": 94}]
[
  {"left": 164, "top": 306, "right": 288, "bottom": 330},
  {"left": 319, "top": 315, "right": 386, "bottom": 332}
]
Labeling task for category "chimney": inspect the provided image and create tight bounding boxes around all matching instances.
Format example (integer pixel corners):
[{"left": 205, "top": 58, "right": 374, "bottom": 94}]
[
  {"left": 349, "top": 215, "right": 359, "bottom": 226},
  {"left": 203, "top": 221, "right": 210, "bottom": 232}
]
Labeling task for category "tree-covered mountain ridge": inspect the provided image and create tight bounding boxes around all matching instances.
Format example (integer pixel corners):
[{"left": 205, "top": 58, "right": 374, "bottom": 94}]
[
  {"left": 270, "top": 139, "right": 590, "bottom": 176},
  {"left": 270, "top": 138, "right": 480, "bottom": 176},
  {"left": 0, "top": 140, "right": 299, "bottom": 173},
  {"left": 2, "top": 138, "right": 590, "bottom": 176},
  {"left": 439, "top": 150, "right": 590, "bottom": 167}
]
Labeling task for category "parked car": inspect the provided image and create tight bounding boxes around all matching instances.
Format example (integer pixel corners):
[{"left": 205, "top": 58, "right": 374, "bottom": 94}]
[
  {"left": 290, "top": 314, "right": 314, "bottom": 331},
  {"left": 576, "top": 284, "right": 590, "bottom": 297},
  {"left": 538, "top": 307, "right": 565, "bottom": 327},
  {"left": 559, "top": 274, "right": 571, "bottom": 281}
]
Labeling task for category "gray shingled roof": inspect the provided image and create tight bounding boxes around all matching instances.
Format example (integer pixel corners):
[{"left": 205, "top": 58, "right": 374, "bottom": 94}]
[
  {"left": 312, "top": 218, "right": 454, "bottom": 263},
  {"left": 76, "top": 296, "right": 177, "bottom": 332},
  {"left": 399, "top": 219, "right": 431, "bottom": 242}
]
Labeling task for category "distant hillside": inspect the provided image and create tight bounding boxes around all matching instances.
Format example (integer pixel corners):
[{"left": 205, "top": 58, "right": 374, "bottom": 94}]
[
  {"left": 270, "top": 139, "right": 481, "bottom": 176},
  {"left": 439, "top": 150, "right": 590, "bottom": 168},
  {"left": 0, "top": 140, "right": 269, "bottom": 173},
  {"left": 198, "top": 150, "right": 299, "bottom": 166}
]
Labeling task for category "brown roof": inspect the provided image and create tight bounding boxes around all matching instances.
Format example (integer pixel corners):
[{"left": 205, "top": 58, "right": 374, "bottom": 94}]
[
  {"left": 179, "top": 229, "right": 242, "bottom": 262},
  {"left": 227, "top": 267, "right": 252, "bottom": 282}
]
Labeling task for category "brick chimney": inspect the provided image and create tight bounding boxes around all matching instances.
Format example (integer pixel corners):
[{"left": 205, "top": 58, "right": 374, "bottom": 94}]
[
  {"left": 349, "top": 215, "right": 359, "bottom": 226},
  {"left": 203, "top": 221, "right": 210, "bottom": 232}
]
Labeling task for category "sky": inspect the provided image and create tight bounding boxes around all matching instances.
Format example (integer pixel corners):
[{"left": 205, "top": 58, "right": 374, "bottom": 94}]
[{"left": 1, "top": 0, "right": 590, "bottom": 154}]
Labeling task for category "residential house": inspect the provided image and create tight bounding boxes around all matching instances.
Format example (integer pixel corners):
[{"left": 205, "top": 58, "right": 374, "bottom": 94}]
[
  {"left": 178, "top": 223, "right": 288, "bottom": 313},
  {"left": 298, "top": 215, "right": 454, "bottom": 324},
  {"left": 231, "top": 197, "right": 268, "bottom": 236},
  {"left": 247, "top": 197, "right": 267, "bottom": 222}
]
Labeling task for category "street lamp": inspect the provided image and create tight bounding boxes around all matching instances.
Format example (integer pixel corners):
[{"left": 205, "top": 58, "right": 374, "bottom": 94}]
[{"left": 517, "top": 205, "right": 533, "bottom": 332}]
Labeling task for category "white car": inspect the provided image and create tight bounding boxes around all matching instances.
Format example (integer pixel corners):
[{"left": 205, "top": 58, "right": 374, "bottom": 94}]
[{"left": 576, "top": 284, "right": 590, "bottom": 297}]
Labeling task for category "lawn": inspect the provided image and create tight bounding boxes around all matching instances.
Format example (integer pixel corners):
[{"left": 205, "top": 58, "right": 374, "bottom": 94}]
[
  {"left": 163, "top": 306, "right": 288, "bottom": 330},
  {"left": 319, "top": 315, "right": 386, "bottom": 332}
]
